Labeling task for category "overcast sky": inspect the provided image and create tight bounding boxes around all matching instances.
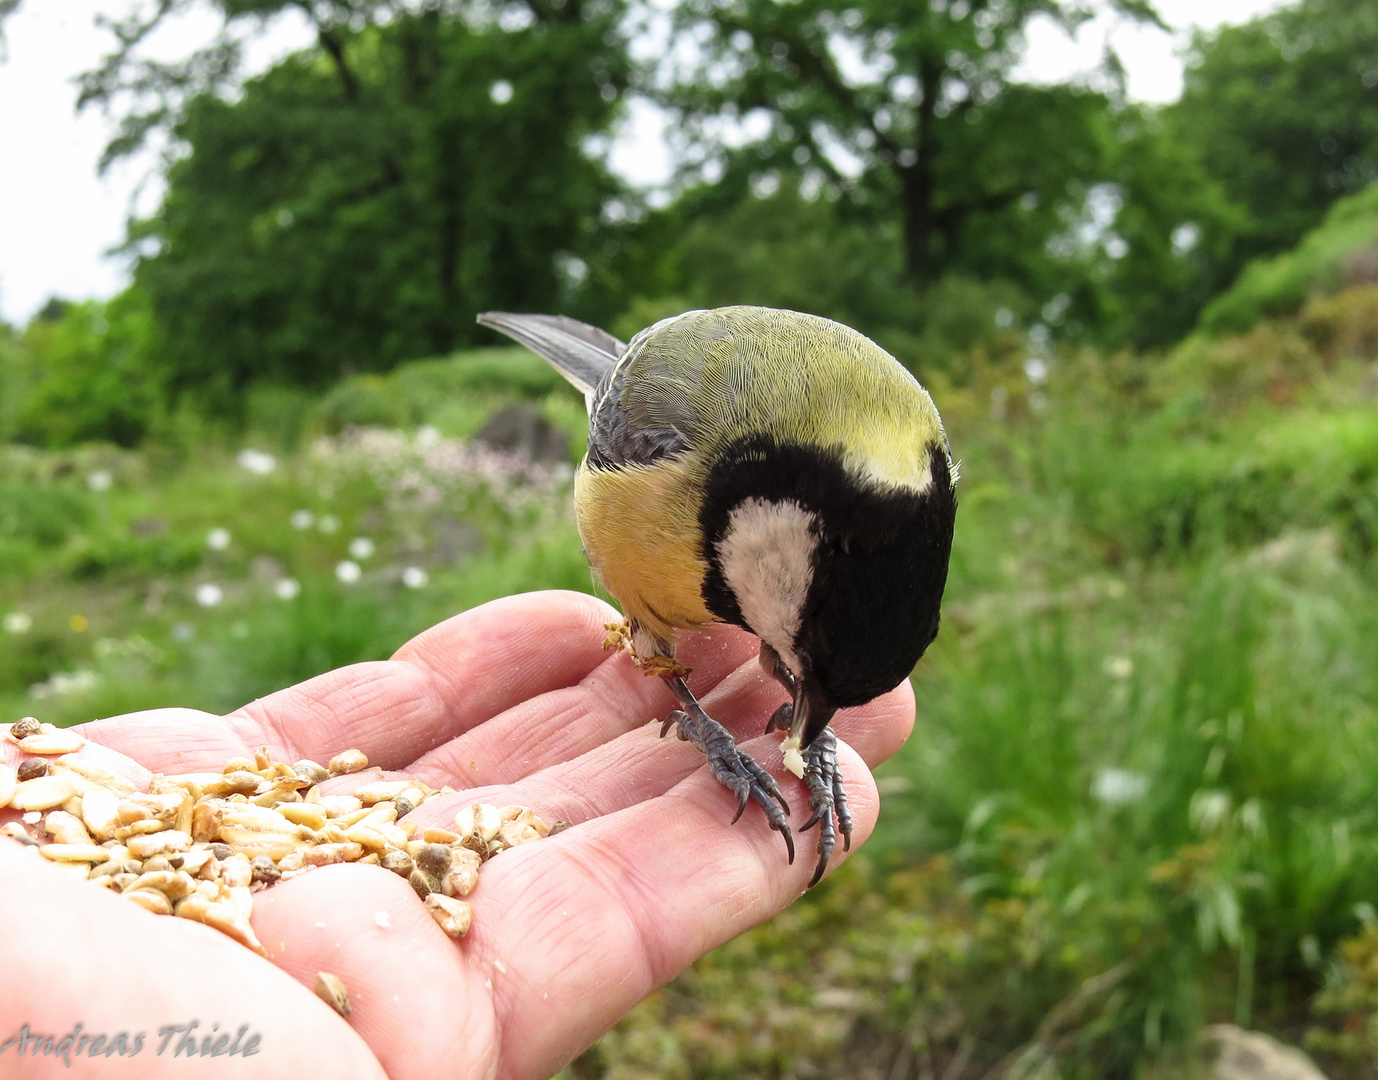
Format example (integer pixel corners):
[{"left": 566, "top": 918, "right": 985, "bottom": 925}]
[{"left": 0, "top": 0, "right": 1288, "bottom": 326}]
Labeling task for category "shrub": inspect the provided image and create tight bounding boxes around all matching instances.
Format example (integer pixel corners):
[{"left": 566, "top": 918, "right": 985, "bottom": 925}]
[{"left": 1200, "top": 184, "right": 1378, "bottom": 337}]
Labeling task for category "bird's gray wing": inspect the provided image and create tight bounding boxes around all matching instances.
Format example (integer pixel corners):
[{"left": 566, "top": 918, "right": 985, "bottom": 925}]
[
  {"left": 477, "top": 312, "right": 625, "bottom": 397},
  {"left": 586, "top": 310, "right": 727, "bottom": 469}
]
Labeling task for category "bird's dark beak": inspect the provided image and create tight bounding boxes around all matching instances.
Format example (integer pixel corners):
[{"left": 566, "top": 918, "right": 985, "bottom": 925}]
[
  {"left": 758, "top": 642, "right": 837, "bottom": 750},
  {"left": 788, "top": 679, "right": 838, "bottom": 752}
]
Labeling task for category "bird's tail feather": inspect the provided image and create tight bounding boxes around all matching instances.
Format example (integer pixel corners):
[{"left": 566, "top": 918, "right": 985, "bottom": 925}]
[{"left": 477, "top": 312, "right": 624, "bottom": 397}]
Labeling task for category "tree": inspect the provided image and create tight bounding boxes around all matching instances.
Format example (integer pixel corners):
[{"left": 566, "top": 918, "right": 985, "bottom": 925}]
[
  {"left": 663, "top": 0, "right": 1163, "bottom": 292},
  {"left": 1167, "top": 0, "right": 1378, "bottom": 298},
  {"left": 6, "top": 291, "right": 161, "bottom": 448},
  {"left": 1079, "top": 110, "right": 1243, "bottom": 348},
  {"left": 82, "top": 0, "right": 628, "bottom": 398}
]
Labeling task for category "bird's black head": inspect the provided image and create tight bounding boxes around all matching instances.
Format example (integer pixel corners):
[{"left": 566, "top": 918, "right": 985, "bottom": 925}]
[{"left": 699, "top": 435, "right": 956, "bottom": 747}]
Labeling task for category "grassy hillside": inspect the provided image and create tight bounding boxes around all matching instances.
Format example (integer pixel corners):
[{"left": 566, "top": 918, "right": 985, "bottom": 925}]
[
  {"left": 0, "top": 349, "right": 592, "bottom": 725},
  {"left": 1200, "top": 183, "right": 1378, "bottom": 338}
]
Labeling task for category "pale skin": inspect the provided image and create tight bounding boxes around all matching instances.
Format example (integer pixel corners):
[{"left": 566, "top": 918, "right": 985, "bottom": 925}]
[{"left": 0, "top": 590, "right": 915, "bottom": 1080}]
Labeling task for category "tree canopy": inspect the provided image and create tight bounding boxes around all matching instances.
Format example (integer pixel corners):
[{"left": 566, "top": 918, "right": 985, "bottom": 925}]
[
  {"left": 6, "top": 0, "right": 1378, "bottom": 435},
  {"left": 665, "top": 0, "right": 1161, "bottom": 287},
  {"left": 1167, "top": 0, "right": 1378, "bottom": 301},
  {"left": 101, "top": 1, "right": 626, "bottom": 399}
]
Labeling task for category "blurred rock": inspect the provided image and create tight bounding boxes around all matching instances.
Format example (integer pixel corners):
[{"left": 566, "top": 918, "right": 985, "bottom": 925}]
[
  {"left": 129, "top": 517, "right": 167, "bottom": 537},
  {"left": 474, "top": 405, "right": 569, "bottom": 466},
  {"left": 252, "top": 555, "right": 287, "bottom": 582},
  {"left": 431, "top": 517, "right": 482, "bottom": 564},
  {"left": 1205, "top": 1025, "right": 1329, "bottom": 1080}
]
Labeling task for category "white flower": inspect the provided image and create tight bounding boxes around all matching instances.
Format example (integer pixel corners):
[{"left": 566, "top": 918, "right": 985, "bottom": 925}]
[
  {"left": 290, "top": 510, "right": 315, "bottom": 530},
  {"left": 401, "top": 567, "right": 428, "bottom": 589},
  {"left": 1104, "top": 656, "right": 1134, "bottom": 679},
  {"left": 237, "top": 448, "right": 276, "bottom": 475},
  {"left": 335, "top": 560, "right": 361, "bottom": 584},
  {"left": 318, "top": 514, "right": 340, "bottom": 535},
  {"left": 348, "top": 537, "right": 375, "bottom": 560},
  {"left": 206, "top": 527, "right": 231, "bottom": 551},
  {"left": 29, "top": 669, "right": 100, "bottom": 699},
  {"left": 87, "top": 470, "right": 112, "bottom": 492},
  {"left": 195, "top": 583, "right": 223, "bottom": 607},
  {"left": 1190, "top": 789, "right": 1232, "bottom": 836},
  {"left": 274, "top": 578, "right": 301, "bottom": 600},
  {"left": 3, "top": 612, "right": 32, "bottom": 634},
  {"left": 416, "top": 425, "right": 441, "bottom": 447},
  {"left": 1092, "top": 767, "right": 1147, "bottom": 807}
]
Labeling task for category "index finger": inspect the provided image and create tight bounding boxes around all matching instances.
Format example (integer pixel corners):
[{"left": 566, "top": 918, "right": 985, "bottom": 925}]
[{"left": 85, "top": 592, "right": 621, "bottom": 773}]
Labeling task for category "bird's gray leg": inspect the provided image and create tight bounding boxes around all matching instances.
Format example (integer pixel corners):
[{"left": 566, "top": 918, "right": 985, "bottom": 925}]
[
  {"left": 757, "top": 642, "right": 852, "bottom": 886},
  {"left": 799, "top": 727, "right": 852, "bottom": 887},
  {"left": 660, "top": 676, "right": 794, "bottom": 864}
]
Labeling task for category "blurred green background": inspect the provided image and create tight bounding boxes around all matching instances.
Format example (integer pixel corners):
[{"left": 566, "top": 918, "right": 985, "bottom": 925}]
[{"left": 4, "top": 0, "right": 1378, "bottom": 1074}]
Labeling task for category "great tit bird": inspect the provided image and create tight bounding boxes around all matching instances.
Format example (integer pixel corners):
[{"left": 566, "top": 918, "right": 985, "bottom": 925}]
[{"left": 477, "top": 306, "right": 956, "bottom": 885}]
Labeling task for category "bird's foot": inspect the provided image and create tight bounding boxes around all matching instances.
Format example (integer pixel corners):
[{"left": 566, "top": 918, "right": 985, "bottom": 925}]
[
  {"left": 660, "top": 703, "right": 794, "bottom": 864},
  {"left": 641, "top": 655, "right": 692, "bottom": 680},
  {"left": 799, "top": 726, "right": 852, "bottom": 888},
  {"left": 604, "top": 622, "right": 691, "bottom": 679}
]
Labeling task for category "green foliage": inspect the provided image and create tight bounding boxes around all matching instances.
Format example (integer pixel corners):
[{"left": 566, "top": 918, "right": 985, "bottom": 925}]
[
  {"left": 0, "top": 403, "right": 591, "bottom": 725},
  {"left": 3, "top": 290, "right": 162, "bottom": 448},
  {"left": 1167, "top": 0, "right": 1378, "bottom": 307},
  {"left": 1306, "top": 923, "right": 1378, "bottom": 1072},
  {"left": 132, "top": 2, "right": 626, "bottom": 399},
  {"left": 599, "top": 179, "right": 1031, "bottom": 378},
  {"left": 1200, "top": 183, "right": 1378, "bottom": 336},
  {"left": 314, "top": 347, "right": 581, "bottom": 440},
  {"left": 0, "top": 482, "right": 91, "bottom": 549},
  {"left": 1091, "top": 112, "right": 1245, "bottom": 348},
  {"left": 665, "top": 0, "right": 1151, "bottom": 287}
]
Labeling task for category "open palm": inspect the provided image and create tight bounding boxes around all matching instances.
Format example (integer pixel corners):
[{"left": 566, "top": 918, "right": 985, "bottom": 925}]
[{"left": 1, "top": 591, "right": 914, "bottom": 1080}]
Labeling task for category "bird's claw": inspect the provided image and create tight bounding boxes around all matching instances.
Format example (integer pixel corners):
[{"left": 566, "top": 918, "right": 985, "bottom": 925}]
[
  {"left": 765, "top": 701, "right": 793, "bottom": 733},
  {"left": 660, "top": 701, "right": 795, "bottom": 864},
  {"left": 798, "top": 727, "right": 852, "bottom": 887}
]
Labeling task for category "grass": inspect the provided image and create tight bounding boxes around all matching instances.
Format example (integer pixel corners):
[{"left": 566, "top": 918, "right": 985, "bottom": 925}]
[
  {"left": 0, "top": 416, "right": 592, "bottom": 725},
  {"left": 6, "top": 290, "right": 1378, "bottom": 1076}
]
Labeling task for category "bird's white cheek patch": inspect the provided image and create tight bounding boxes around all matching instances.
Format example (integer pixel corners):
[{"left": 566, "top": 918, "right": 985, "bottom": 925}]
[{"left": 715, "top": 498, "right": 818, "bottom": 675}]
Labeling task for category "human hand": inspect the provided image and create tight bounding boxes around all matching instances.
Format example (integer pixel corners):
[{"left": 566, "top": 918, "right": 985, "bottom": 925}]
[{"left": 0, "top": 590, "right": 915, "bottom": 1079}]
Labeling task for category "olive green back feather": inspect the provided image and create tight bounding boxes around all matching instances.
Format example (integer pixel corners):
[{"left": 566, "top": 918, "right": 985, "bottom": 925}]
[{"left": 614, "top": 307, "right": 950, "bottom": 493}]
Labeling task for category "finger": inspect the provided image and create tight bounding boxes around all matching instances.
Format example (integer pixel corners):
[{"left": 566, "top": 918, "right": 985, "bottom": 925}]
[
  {"left": 404, "top": 664, "right": 915, "bottom": 832},
  {"left": 79, "top": 709, "right": 253, "bottom": 775},
  {"left": 0, "top": 843, "right": 385, "bottom": 1079},
  {"left": 469, "top": 736, "right": 880, "bottom": 1080},
  {"left": 251, "top": 867, "right": 495, "bottom": 1080},
  {"left": 222, "top": 592, "right": 623, "bottom": 770},
  {"left": 407, "top": 622, "right": 764, "bottom": 788}
]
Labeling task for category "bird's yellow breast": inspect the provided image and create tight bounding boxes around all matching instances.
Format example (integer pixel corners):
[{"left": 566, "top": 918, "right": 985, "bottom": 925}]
[{"left": 574, "top": 457, "right": 715, "bottom": 647}]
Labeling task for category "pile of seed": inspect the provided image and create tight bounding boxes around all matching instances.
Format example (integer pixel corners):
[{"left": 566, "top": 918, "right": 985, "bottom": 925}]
[{"left": 2, "top": 717, "right": 551, "bottom": 957}]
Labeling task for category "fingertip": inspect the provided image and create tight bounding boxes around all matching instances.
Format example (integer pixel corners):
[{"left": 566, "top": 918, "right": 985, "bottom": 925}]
[{"left": 834, "top": 679, "right": 916, "bottom": 770}]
